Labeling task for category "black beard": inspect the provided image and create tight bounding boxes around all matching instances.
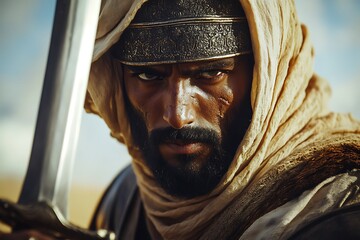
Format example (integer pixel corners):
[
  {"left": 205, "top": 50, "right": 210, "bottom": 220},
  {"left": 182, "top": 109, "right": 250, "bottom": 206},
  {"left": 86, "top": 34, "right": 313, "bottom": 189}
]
[
  {"left": 126, "top": 104, "right": 238, "bottom": 199},
  {"left": 145, "top": 127, "right": 230, "bottom": 198}
]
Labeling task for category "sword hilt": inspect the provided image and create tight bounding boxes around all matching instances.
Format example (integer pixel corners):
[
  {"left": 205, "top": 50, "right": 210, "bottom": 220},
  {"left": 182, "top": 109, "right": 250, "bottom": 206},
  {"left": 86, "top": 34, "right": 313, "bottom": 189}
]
[{"left": 0, "top": 198, "right": 115, "bottom": 240}]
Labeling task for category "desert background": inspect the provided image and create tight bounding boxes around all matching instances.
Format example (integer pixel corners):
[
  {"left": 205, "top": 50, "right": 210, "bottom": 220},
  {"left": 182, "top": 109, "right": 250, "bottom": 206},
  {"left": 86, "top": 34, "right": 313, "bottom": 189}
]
[{"left": 1, "top": 0, "right": 359, "bottom": 232}]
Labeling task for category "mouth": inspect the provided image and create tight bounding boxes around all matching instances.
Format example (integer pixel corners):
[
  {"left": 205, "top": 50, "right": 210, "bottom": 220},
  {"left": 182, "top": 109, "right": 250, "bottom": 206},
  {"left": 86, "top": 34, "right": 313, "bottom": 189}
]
[{"left": 159, "top": 140, "right": 208, "bottom": 155}]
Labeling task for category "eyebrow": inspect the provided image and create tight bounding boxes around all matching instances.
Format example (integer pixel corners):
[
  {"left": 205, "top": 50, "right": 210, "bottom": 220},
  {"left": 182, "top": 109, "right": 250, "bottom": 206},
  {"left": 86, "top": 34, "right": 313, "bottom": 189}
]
[
  {"left": 124, "top": 58, "right": 236, "bottom": 75},
  {"left": 124, "top": 65, "right": 169, "bottom": 78},
  {"left": 183, "top": 58, "right": 235, "bottom": 76}
]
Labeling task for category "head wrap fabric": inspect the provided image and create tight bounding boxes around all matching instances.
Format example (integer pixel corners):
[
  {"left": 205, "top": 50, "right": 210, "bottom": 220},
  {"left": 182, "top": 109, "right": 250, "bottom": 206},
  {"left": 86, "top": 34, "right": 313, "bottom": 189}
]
[
  {"left": 85, "top": 0, "right": 360, "bottom": 239},
  {"left": 111, "top": 0, "right": 252, "bottom": 65}
]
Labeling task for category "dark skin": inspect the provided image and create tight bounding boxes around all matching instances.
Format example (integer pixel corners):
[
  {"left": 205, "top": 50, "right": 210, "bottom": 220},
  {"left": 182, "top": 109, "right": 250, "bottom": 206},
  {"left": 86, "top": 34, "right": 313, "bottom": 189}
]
[{"left": 123, "top": 55, "right": 253, "bottom": 197}]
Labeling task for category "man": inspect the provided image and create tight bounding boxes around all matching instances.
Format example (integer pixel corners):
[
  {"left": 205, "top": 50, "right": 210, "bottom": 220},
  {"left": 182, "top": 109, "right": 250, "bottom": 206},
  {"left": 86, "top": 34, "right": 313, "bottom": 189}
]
[
  {"left": 85, "top": 0, "right": 360, "bottom": 239},
  {"left": 2, "top": 0, "right": 360, "bottom": 239}
]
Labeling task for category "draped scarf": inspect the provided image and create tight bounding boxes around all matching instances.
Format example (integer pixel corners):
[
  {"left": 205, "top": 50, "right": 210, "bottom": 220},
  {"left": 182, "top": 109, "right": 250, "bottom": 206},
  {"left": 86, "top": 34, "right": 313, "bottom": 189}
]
[{"left": 85, "top": 0, "right": 360, "bottom": 239}]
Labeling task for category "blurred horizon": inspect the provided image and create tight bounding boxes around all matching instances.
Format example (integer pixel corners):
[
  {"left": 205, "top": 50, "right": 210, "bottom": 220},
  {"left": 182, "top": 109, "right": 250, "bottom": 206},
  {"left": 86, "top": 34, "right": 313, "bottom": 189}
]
[{"left": 0, "top": 0, "right": 359, "bottom": 227}]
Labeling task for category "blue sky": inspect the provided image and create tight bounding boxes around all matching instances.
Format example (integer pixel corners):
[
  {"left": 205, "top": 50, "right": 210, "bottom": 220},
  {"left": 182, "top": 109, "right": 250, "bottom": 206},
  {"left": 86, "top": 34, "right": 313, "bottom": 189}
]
[
  {"left": 296, "top": 0, "right": 360, "bottom": 115},
  {"left": 0, "top": 0, "right": 359, "bottom": 191}
]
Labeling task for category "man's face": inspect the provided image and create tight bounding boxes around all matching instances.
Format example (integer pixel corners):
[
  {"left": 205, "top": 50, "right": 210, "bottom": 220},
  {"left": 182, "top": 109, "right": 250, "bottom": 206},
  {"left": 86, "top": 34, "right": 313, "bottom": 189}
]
[{"left": 123, "top": 55, "right": 253, "bottom": 198}]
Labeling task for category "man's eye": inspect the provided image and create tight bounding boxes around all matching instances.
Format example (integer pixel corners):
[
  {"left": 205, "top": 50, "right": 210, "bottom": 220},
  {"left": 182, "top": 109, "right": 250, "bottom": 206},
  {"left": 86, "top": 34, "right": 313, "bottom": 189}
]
[
  {"left": 198, "top": 71, "right": 225, "bottom": 79},
  {"left": 137, "top": 73, "right": 161, "bottom": 81}
]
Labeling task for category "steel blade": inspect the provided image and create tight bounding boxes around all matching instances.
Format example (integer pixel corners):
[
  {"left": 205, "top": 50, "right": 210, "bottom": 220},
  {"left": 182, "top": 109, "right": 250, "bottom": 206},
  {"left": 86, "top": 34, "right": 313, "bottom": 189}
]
[{"left": 18, "top": 0, "right": 101, "bottom": 218}]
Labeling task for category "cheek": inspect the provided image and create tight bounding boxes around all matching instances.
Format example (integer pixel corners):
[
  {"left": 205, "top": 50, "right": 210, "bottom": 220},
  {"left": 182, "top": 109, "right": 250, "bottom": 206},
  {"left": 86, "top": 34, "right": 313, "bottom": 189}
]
[
  {"left": 126, "top": 81, "right": 143, "bottom": 111},
  {"left": 126, "top": 82, "right": 164, "bottom": 130},
  {"left": 218, "top": 74, "right": 252, "bottom": 139},
  {"left": 216, "top": 76, "right": 251, "bottom": 135},
  {"left": 195, "top": 85, "right": 234, "bottom": 132},
  {"left": 125, "top": 79, "right": 150, "bottom": 119},
  {"left": 217, "top": 87, "right": 234, "bottom": 119}
]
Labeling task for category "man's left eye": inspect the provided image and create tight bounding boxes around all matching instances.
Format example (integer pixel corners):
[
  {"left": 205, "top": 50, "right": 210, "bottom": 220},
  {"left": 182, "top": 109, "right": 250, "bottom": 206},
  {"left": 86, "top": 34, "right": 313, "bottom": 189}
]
[{"left": 197, "top": 71, "right": 224, "bottom": 79}]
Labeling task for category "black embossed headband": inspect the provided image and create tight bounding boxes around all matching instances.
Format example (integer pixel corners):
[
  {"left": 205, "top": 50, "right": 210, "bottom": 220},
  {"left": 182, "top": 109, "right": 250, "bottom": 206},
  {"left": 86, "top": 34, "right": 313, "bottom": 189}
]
[{"left": 112, "top": 0, "right": 252, "bottom": 65}]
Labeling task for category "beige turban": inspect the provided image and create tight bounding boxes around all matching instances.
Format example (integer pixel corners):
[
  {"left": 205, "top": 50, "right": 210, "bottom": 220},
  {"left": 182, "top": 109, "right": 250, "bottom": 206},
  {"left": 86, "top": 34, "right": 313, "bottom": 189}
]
[{"left": 85, "top": 0, "right": 360, "bottom": 239}]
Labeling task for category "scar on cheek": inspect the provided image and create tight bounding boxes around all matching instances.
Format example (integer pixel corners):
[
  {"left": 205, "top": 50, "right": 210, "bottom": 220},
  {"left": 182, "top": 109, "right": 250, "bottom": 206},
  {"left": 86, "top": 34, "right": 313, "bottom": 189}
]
[
  {"left": 218, "top": 97, "right": 231, "bottom": 106},
  {"left": 217, "top": 97, "right": 232, "bottom": 118}
]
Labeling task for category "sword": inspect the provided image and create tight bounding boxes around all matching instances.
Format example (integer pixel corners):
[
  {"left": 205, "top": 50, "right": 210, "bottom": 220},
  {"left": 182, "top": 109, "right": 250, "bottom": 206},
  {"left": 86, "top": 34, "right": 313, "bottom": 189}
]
[{"left": 0, "top": 1, "right": 114, "bottom": 239}]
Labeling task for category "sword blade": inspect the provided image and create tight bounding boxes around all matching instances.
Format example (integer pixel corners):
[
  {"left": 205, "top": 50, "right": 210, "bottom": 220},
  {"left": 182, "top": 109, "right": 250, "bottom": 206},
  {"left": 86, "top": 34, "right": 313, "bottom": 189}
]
[{"left": 18, "top": 0, "right": 101, "bottom": 218}]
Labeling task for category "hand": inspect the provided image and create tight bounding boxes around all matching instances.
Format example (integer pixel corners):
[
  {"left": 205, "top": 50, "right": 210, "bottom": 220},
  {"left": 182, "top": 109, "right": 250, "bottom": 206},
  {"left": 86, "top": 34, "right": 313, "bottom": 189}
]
[{"left": 0, "top": 230, "right": 55, "bottom": 240}]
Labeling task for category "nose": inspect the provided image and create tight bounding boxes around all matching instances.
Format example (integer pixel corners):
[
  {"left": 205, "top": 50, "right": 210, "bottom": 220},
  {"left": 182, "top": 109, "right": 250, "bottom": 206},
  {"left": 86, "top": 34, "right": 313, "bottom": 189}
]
[{"left": 163, "top": 79, "right": 195, "bottom": 129}]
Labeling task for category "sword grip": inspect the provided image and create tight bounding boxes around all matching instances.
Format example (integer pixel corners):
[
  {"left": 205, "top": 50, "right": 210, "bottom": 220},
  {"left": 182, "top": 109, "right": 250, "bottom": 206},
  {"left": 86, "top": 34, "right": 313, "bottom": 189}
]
[{"left": 0, "top": 199, "right": 115, "bottom": 240}]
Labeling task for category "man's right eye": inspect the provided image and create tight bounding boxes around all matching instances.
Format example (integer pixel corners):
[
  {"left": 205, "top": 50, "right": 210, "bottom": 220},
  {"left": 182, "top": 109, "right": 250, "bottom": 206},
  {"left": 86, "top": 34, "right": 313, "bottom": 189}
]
[{"left": 137, "top": 73, "right": 162, "bottom": 81}]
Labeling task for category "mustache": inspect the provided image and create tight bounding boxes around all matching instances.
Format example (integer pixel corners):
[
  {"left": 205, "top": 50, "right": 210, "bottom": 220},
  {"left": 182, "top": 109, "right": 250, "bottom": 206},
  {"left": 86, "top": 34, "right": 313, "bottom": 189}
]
[{"left": 149, "top": 127, "right": 220, "bottom": 145}]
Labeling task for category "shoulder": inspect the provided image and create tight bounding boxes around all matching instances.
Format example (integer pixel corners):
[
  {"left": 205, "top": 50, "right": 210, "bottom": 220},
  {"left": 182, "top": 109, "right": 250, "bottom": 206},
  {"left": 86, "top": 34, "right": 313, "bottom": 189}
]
[
  {"left": 289, "top": 202, "right": 360, "bottom": 239},
  {"left": 241, "top": 170, "right": 360, "bottom": 239}
]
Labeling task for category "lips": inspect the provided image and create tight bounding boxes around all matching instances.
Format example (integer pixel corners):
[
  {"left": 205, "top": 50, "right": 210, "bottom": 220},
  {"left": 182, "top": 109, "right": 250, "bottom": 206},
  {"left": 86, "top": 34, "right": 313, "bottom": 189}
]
[{"left": 159, "top": 140, "right": 207, "bottom": 155}]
